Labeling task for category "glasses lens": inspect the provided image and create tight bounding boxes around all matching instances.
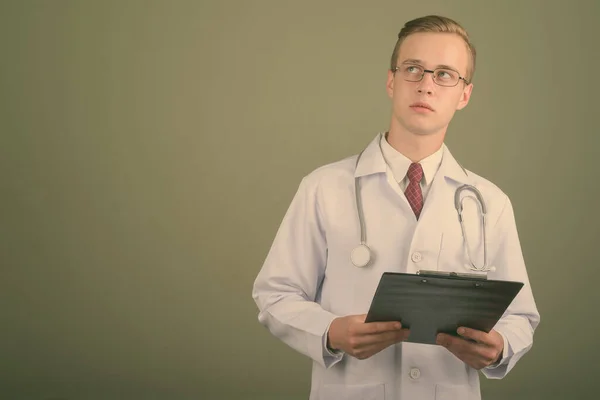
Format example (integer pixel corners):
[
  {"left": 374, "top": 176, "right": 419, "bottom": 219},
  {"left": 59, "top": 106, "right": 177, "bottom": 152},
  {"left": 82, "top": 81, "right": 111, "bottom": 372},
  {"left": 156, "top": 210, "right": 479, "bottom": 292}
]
[
  {"left": 399, "top": 65, "right": 424, "bottom": 82},
  {"left": 433, "top": 69, "right": 459, "bottom": 86}
]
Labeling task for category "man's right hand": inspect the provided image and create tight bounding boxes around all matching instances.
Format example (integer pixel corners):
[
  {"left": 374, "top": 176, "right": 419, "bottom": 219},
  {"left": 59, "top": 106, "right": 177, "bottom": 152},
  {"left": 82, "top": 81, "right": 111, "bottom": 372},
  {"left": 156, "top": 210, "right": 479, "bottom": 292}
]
[{"left": 327, "top": 314, "right": 410, "bottom": 360}]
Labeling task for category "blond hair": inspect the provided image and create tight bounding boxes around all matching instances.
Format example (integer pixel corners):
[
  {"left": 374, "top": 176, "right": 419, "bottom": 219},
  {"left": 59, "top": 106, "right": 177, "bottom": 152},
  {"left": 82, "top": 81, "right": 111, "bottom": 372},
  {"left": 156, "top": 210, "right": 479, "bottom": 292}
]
[{"left": 390, "top": 15, "right": 477, "bottom": 84}]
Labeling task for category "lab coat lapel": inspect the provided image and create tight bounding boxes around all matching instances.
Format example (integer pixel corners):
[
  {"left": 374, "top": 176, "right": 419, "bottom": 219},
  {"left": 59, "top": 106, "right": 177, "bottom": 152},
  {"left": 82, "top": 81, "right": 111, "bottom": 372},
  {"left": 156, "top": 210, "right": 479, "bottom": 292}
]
[
  {"left": 355, "top": 133, "right": 429, "bottom": 218},
  {"left": 354, "top": 133, "right": 419, "bottom": 220},
  {"left": 354, "top": 133, "right": 387, "bottom": 178}
]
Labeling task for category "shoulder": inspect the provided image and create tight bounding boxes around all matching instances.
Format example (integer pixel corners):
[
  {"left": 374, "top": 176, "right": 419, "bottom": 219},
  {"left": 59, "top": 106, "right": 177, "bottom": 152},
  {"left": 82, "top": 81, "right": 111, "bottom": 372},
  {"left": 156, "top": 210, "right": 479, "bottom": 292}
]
[
  {"left": 297, "top": 154, "right": 358, "bottom": 193},
  {"left": 465, "top": 168, "right": 506, "bottom": 197},
  {"left": 462, "top": 167, "right": 514, "bottom": 219}
]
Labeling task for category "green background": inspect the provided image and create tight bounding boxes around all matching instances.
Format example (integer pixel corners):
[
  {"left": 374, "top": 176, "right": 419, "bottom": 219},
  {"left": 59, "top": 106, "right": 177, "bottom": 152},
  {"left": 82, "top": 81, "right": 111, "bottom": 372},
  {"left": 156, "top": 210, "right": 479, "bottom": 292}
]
[{"left": 1, "top": 1, "right": 598, "bottom": 399}]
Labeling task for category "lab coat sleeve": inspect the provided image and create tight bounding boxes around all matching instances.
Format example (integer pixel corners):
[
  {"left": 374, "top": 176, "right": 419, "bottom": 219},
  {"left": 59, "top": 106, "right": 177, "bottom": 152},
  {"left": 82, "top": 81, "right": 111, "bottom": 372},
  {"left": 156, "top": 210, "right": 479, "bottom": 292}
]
[
  {"left": 252, "top": 176, "right": 344, "bottom": 369},
  {"left": 482, "top": 196, "right": 540, "bottom": 379},
  {"left": 485, "top": 331, "right": 510, "bottom": 369}
]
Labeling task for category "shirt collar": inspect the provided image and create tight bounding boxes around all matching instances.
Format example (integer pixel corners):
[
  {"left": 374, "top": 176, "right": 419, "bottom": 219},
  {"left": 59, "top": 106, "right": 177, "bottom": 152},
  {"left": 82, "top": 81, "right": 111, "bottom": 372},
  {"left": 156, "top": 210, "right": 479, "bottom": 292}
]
[
  {"left": 379, "top": 133, "right": 444, "bottom": 185},
  {"left": 354, "top": 133, "right": 472, "bottom": 186}
]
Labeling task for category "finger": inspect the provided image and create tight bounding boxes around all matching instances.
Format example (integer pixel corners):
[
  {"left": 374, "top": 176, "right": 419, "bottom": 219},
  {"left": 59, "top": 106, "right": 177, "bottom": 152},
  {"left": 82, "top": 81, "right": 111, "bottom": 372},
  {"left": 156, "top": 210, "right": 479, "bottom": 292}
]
[
  {"left": 445, "top": 346, "right": 486, "bottom": 370},
  {"left": 358, "top": 320, "right": 403, "bottom": 335},
  {"left": 353, "top": 334, "right": 406, "bottom": 359},
  {"left": 447, "top": 345, "right": 492, "bottom": 370},
  {"left": 437, "top": 333, "right": 497, "bottom": 368},
  {"left": 436, "top": 333, "right": 461, "bottom": 349},
  {"left": 355, "top": 314, "right": 368, "bottom": 323},
  {"left": 348, "top": 329, "right": 405, "bottom": 350},
  {"left": 378, "top": 329, "right": 411, "bottom": 348},
  {"left": 437, "top": 334, "right": 474, "bottom": 365},
  {"left": 361, "top": 328, "right": 410, "bottom": 346},
  {"left": 437, "top": 333, "right": 480, "bottom": 354},
  {"left": 456, "top": 327, "right": 490, "bottom": 345}
]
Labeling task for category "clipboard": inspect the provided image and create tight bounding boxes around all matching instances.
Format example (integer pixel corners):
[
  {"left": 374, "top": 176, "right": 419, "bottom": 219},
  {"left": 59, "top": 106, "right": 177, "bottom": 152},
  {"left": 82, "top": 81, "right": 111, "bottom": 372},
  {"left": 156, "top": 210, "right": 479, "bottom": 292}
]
[{"left": 364, "top": 270, "right": 524, "bottom": 345}]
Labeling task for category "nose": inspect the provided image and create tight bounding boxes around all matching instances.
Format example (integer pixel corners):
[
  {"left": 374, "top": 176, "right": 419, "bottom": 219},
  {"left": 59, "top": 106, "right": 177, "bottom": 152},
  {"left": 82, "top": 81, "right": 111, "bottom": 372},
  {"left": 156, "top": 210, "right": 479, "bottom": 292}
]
[{"left": 417, "top": 71, "right": 435, "bottom": 95}]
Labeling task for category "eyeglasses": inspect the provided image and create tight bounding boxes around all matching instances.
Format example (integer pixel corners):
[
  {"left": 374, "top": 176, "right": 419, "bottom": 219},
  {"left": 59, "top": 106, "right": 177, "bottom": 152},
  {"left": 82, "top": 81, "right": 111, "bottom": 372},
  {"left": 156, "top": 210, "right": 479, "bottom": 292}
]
[{"left": 393, "top": 64, "right": 469, "bottom": 87}]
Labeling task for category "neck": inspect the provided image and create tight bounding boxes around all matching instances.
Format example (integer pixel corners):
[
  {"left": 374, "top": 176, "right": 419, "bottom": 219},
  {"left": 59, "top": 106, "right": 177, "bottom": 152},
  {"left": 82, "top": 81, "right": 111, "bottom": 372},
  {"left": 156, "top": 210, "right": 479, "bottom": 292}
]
[{"left": 386, "top": 124, "right": 445, "bottom": 163}]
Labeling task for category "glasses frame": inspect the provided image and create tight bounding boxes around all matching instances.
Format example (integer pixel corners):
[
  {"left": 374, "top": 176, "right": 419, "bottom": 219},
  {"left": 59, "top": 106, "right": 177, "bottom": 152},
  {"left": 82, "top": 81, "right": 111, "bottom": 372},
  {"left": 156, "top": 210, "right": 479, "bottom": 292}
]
[{"left": 393, "top": 64, "right": 470, "bottom": 87}]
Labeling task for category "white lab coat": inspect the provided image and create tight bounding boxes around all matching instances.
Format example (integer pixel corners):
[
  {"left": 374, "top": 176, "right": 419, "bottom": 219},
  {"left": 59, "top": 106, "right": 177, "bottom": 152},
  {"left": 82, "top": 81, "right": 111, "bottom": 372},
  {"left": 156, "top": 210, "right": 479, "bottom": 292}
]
[{"left": 252, "top": 133, "right": 540, "bottom": 400}]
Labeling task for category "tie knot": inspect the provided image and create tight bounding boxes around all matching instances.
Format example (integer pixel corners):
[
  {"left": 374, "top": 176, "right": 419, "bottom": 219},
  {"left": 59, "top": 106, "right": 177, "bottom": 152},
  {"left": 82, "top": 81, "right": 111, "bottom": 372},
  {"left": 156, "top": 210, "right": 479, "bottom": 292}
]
[{"left": 407, "top": 163, "right": 423, "bottom": 183}]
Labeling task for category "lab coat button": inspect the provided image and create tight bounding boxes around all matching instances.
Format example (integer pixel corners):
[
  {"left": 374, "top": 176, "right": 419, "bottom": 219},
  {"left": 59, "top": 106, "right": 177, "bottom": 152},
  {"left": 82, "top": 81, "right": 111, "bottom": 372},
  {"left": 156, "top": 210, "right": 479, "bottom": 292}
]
[
  {"left": 411, "top": 252, "right": 422, "bottom": 263},
  {"left": 409, "top": 368, "right": 421, "bottom": 380}
]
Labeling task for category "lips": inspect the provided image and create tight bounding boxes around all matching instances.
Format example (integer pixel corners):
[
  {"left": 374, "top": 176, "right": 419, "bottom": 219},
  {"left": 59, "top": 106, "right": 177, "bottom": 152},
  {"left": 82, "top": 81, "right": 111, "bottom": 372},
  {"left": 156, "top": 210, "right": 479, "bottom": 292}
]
[{"left": 410, "top": 102, "right": 434, "bottom": 111}]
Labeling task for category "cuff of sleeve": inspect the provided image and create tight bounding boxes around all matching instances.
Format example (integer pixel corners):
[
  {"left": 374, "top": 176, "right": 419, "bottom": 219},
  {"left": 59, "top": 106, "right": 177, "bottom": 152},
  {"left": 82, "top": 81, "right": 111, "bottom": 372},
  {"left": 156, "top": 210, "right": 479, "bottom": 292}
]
[
  {"left": 321, "top": 317, "right": 344, "bottom": 368},
  {"left": 486, "top": 331, "right": 511, "bottom": 369}
]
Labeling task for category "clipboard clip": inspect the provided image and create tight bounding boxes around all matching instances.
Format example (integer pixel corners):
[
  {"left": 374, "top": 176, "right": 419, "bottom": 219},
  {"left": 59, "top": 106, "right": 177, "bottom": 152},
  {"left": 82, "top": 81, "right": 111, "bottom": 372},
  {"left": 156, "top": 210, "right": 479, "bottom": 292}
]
[{"left": 416, "top": 270, "right": 488, "bottom": 280}]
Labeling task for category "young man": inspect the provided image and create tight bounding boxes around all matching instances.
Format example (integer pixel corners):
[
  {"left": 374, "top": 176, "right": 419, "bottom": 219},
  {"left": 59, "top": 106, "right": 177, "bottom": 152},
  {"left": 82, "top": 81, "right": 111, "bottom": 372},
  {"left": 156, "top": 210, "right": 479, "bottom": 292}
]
[{"left": 252, "top": 15, "right": 540, "bottom": 400}]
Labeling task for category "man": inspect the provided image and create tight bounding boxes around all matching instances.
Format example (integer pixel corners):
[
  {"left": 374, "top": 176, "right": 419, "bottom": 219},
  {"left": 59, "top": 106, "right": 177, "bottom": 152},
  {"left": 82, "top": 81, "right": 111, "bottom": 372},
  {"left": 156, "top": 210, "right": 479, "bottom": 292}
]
[{"left": 252, "top": 15, "right": 540, "bottom": 400}]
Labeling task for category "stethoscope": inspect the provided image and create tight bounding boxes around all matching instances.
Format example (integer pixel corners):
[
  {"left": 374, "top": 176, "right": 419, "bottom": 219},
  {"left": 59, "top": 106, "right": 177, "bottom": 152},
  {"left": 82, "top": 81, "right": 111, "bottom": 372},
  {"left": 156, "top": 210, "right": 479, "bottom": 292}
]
[{"left": 350, "top": 147, "right": 496, "bottom": 273}]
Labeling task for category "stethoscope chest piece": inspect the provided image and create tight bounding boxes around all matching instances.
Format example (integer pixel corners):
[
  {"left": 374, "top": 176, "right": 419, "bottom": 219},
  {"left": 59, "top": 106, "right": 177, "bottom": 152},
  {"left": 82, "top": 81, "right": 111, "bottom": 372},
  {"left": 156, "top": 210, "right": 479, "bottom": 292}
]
[{"left": 351, "top": 244, "right": 372, "bottom": 268}]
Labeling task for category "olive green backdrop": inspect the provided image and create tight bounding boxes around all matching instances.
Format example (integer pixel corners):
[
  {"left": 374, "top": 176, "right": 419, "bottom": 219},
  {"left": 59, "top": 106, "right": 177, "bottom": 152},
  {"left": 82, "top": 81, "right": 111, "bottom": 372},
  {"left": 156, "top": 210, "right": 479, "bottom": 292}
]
[{"left": 1, "top": 0, "right": 599, "bottom": 399}]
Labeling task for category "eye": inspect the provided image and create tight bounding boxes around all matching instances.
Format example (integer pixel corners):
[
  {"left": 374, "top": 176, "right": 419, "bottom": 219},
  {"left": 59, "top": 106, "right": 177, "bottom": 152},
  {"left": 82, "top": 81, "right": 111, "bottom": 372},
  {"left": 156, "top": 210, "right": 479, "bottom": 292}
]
[
  {"left": 405, "top": 65, "right": 422, "bottom": 74},
  {"left": 435, "top": 69, "right": 456, "bottom": 81}
]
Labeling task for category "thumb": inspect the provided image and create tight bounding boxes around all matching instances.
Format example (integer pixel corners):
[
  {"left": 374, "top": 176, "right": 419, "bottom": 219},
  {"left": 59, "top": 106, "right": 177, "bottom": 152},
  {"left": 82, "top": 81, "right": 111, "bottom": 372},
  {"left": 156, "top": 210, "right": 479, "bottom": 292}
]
[{"left": 356, "top": 314, "right": 368, "bottom": 323}]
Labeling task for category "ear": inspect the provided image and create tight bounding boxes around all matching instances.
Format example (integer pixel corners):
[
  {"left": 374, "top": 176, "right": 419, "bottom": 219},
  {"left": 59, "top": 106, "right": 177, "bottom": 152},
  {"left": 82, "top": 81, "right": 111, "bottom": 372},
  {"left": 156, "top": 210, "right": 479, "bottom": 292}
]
[
  {"left": 386, "top": 69, "right": 395, "bottom": 99},
  {"left": 456, "top": 82, "right": 473, "bottom": 110}
]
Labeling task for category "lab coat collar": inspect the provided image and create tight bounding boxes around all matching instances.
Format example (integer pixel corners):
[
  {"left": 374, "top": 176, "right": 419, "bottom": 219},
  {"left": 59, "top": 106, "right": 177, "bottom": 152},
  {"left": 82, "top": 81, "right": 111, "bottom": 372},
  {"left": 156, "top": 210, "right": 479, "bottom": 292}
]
[
  {"left": 353, "top": 133, "right": 388, "bottom": 178},
  {"left": 439, "top": 144, "right": 473, "bottom": 186},
  {"left": 354, "top": 133, "right": 473, "bottom": 185}
]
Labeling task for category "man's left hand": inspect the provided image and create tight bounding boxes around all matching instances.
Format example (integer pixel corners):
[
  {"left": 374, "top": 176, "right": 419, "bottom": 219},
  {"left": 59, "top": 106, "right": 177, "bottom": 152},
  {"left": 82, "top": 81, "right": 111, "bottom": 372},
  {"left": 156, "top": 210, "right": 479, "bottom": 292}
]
[{"left": 436, "top": 328, "right": 504, "bottom": 370}]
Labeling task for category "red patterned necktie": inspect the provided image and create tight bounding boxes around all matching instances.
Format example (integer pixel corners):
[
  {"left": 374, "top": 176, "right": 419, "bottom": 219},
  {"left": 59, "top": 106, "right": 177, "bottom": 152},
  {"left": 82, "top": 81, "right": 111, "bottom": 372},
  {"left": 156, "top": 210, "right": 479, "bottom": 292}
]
[{"left": 405, "top": 162, "right": 424, "bottom": 219}]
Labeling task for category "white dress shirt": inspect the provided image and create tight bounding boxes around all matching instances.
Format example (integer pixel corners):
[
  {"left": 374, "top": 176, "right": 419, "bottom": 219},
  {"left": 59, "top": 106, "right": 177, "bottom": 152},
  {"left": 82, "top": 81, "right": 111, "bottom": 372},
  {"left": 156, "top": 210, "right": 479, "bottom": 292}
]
[{"left": 379, "top": 132, "right": 444, "bottom": 203}]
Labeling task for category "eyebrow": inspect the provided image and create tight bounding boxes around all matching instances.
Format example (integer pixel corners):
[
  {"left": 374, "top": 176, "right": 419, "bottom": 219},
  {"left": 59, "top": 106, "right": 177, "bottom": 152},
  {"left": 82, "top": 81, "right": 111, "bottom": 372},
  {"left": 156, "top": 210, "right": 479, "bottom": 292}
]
[{"left": 400, "top": 59, "right": 460, "bottom": 72}]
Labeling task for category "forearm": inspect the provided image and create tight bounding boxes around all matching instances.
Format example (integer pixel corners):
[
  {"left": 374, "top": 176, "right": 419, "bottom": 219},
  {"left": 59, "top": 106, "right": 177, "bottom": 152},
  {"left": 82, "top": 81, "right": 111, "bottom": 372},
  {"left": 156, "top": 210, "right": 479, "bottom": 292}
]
[{"left": 254, "top": 289, "right": 343, "bottom": 368}]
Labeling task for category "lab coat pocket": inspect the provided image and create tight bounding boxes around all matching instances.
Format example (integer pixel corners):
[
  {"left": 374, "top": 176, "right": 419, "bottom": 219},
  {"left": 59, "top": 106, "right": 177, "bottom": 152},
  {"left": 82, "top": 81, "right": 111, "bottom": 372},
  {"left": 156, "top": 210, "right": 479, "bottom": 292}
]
[
  {"left": 435, "top": 384, "right": 470, "bottom": 400},
  {"left": 438, "top": 195, "right": 486, "bottom": 272},
  {"left": 320, "top": 383, "right": 385, "bottom": 400},
  {"left": 438, "top": 226, "right": 483, "bottom": 273}
]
